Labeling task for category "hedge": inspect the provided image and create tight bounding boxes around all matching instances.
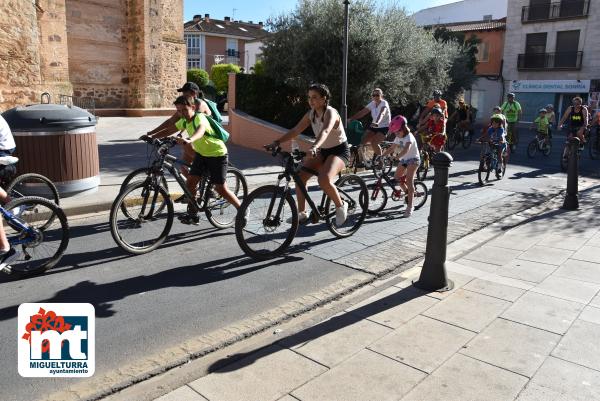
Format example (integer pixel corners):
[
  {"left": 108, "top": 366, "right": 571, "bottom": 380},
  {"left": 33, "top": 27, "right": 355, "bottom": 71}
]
[
  {"left": 187, "top": 68, "right": 210, "bottom": 88},
  {"left": 210, "top": 64, "right": 241, "bottom": 93}
]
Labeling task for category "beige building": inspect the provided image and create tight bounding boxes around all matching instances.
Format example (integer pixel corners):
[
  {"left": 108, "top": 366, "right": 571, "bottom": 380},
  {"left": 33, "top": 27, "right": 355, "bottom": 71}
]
[
  {"left": 0, "top": 0, "right": 186, "bottom": 112},
  {"left": 184, "top": 14, "right": 267, "bottom": 72},
  {"left": 503, "top": 0, "right": 598, "bottom": 121}
]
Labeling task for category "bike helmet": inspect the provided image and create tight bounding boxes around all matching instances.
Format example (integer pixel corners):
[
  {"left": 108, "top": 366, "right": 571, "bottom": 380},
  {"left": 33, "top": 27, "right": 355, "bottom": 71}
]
[
  {"left": 490, "top": 113, "right": 504, "bottom": 123},
  {"left": 546, "top": 104, "right": 554, "bottom": 109},
  {"left": 492, "top": 106, "right": 502, "bottom": 112},
  {"left": 433, "top": 90, "right": 442, "bottom": 97},
  {"left": 389, "top": 115, "right": 407, "bottom": 133},
  {"left": 507, "top": 92, "right": 515, "bottom": 98},
  {"left": 430, "top": 107, "right": 443, "bottom": 116},
  {"left": 538, "top": 108, "right": 547, "bottom": 113}
]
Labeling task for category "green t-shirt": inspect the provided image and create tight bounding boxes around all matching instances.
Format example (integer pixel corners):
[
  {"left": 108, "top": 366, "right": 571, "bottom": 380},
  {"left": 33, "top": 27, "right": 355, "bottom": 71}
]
[
  {"left": 175, "top": 113, "right": 227, "bottom": 157},
  {"left": 501, "top": 101, "right": 522, "bottom": 123},
  {"left": 534, "top": 116, "right": 549, "bottom": 134}
]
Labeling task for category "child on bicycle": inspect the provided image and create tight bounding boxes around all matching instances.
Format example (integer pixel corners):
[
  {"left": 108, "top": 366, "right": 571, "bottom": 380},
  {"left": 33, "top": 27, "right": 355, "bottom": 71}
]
[
  {"left": 172, "top": 95, "right": 242, "bottom": 225},
  {"left": 268, "top": 83, "right": 349, "bottom": 226},
  {"left": 478, "top": 114, "right": 506, "bottom": 174},
  {"left": 417, "top": 107, "right": 446, "bottom": 151},
  {"left": 532, "top": 108, "right": 550, "bottom": 146},
  {"left": 382, "top": 115, "right": 420, "bottom": 217}
]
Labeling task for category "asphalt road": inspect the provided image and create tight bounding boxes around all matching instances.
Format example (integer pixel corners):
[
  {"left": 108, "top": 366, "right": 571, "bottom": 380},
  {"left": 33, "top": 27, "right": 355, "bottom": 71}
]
[{"left": 0, "top": 128, "right": 598, "bottom": 401}]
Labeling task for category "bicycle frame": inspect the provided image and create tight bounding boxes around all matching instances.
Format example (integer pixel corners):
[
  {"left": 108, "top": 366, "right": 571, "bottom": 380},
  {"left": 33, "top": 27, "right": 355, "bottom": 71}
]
[{"left": 0, "top": 206, "right": 38, "bottom": 246}]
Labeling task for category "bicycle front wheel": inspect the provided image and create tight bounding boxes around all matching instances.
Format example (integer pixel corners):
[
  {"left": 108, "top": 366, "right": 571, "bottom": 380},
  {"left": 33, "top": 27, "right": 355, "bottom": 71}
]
[
  {"left": 4, "top": 196, "right": 69, "bottom": 276},
  {"left": 413, "top": 181, "right": 428, "bottom": 210},
  {"left": 417, "top": 156, "right": 429, "bottom": 181},
  {"left": 446, "top": 132, "right": 457, "bottom": 150},
  {"left": 478, "top": 158, "right": 491, "bottom": 185},
  {"left": 527, "top": 140, "right": 537, "bottom": 158},
  {"left": 205, "top": 167, "right": 248, "bottom": 229},
  {"left": 235, "top": 185, "right": 298, "bottom": 260},
  {"left": 560, "top": 145, "right": 569, "bottom": 171},
  {"left": 367, "top": 182, "right": 388, "bottom": 215},
  {"left": 326, "top": 174, "right": 368, "bottom": 238},
  {"left": 120, "top": 168, "right": 169, "bottom": 218},
  {"left": 7, "top": 173, "right": 60, "bottom": 205},
  {"left": 110, "top": 181, "right": 174, "bottom": 254},
  {"left": 462, "top": 131, "right": 472, "bottom": 149}
]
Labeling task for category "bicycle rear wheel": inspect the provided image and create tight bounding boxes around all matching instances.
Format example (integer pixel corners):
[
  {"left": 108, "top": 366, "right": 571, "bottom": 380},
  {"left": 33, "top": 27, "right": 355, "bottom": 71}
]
[
  {"left": 110, "top": 180, "right": 174, "bottom": 254},
  {"left": 367, "top": 182, "right": 388, "bottom": 214},
  {"left": 205, "top": 167, "right": 248, "bottom": 229},
  {"left": 4, "top": 196, "right": 69, "bottom": 276},
  {"left": 7, "top": 173, "right": 60, "bottom": 205},
  {"left": 326, "top": 174, "right": 368, "bottom": 238},
  {"left": 347, "top": 146, "right": 360, "bottom": 174},
  {"left": 446, "top": 131, "right": 458, "bottom": 150},
  {"left": 235, "top": 185, "right": 298, "bottom": 260},
  {"left": 413, "top": 181, "right": 428, "bottom": 210}
]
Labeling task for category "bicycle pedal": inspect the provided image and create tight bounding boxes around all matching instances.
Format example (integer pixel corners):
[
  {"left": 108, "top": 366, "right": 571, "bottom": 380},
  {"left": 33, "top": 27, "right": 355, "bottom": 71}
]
[{"left": 309, "top": 211, "right": 319, "bottom": 224}]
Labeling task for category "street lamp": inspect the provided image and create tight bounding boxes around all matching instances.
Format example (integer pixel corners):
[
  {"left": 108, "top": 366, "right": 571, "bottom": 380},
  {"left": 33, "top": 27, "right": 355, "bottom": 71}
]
[{"left": 341, "top": 0, "right": 350, "bottom": 129}]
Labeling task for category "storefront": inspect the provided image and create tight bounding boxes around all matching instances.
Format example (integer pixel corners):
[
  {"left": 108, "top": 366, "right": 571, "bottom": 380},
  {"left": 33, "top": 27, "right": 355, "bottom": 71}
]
[{"left": 508, "top": 79, "right": 593, "bottom": 122}]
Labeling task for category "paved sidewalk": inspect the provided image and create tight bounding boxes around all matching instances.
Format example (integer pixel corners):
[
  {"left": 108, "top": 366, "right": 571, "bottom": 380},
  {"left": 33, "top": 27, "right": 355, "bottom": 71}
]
[{"left": 152, "top": 187, "right": 600, "bottom": 401}]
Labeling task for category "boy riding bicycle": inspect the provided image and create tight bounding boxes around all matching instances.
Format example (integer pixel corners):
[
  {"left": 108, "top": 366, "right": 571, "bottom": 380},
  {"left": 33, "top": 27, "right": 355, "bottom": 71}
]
[
  {"left": 478, "top": 114, "right": 507, "bottom": 174},
  {"left": 417, "top": 107, "right": 446, "bottom": 152},
  {"left": 532, "top": 108, "right": 550, "bottom": 146}
]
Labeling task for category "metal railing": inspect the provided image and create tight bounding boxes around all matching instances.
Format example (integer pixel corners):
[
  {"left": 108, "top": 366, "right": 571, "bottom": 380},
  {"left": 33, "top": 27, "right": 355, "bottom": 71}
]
[
  {"left": 187, "top": 48, "right": 202, "bottom": 55},
  {"left": 521, "top": 0, "right": 589, "bottom": 22},
  {"left": 517, "top": 51, "right": 583, "bottom": 70},
  {"left": 225, "top": 49, "right": 240, "bottom": 58},
  {"left": 58, "top": 94, "right": 96, "bottom": 116}
]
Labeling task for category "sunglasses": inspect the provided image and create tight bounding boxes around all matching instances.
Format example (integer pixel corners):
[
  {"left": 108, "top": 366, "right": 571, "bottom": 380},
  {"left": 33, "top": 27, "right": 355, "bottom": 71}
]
[{"left": 372, "top": 93, "right": 381, "bottom": 97}]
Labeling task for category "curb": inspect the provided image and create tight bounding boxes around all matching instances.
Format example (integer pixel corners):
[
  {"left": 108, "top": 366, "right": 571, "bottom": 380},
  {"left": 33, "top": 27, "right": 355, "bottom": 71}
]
[{"left": 42, "top": 183, "right": 594, "bottom": 401}]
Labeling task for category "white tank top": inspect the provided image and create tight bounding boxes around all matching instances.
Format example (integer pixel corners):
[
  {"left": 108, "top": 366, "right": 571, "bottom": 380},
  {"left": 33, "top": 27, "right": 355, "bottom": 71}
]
[{"left": 310, "top": 106, "right": 347, "bottom": 149}]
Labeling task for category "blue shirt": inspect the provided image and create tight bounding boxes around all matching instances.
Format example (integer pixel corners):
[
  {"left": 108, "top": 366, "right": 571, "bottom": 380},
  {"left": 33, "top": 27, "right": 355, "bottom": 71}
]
[{"left": 487, "top": 126, "right": 505, "bottom": 143}]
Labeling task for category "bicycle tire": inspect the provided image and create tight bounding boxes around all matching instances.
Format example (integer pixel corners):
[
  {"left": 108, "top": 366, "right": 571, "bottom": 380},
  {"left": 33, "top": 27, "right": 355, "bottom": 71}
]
[
  {"left": 560, "top": 145, "right": 569, "bottom": 172},
  {"left": 235, "top": 185, "right": 298, "bottom": 260},
  {"left": 326, "top": 174, "right": 368, "bottom": 238},
  {"left": 446, "top": 131, "right": 457, "bottom": 150},
  {"left": 372, "top": 155, "right": 393, "bottom": 179},
  {"left": 4, "top": 196, "right": 69, "bottom": 276},
  {"left": 120, "top": 167, "right": 169, "bottom": 218},
  {"left": 527, "top": 140, "right": 537, "bottom": 158},
  {"left": 589, "top": 133, "right": 600, "bottom": 160},
  {"left": 413, "top": 181, "right": 428, "bottom": 210},
  {"left": 367, "top": 183, "right": 388, "bottom": 214},
  {"left": 205, "top": 167, "right": 248, "bottom": 229},
  {"left": 462, "top": 132, "right": 472, "bottom": 149},
  {"left": 417, "top": 156, "right": 429, "bottom": 181},
  {"left": 110, "top": 180, "right": 174, "bottom": 255},
  {"left": 542, "top": 141, "right": 552, "bottom": 156},
  {"left": 7, "top": 173, "right": 60, "bottom": 205},
  {"left": 495, "top": 156, "right": 506, "bottom": 180},
  {"left": 478, "top": 158, "right": 490, "bottom": 185}
]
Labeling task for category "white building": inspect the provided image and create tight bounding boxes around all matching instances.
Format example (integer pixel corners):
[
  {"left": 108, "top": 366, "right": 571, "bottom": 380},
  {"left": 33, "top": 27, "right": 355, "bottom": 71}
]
[
  {"left": 244, "top": 39, "right": 264, "bottom": 72},
  {"left": 412, "top": 0, "right": 507, "bottom": 26}
]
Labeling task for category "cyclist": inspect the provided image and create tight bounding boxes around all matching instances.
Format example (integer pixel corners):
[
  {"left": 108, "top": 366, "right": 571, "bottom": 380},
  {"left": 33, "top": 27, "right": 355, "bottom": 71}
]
[
  {"left": 501, "top": 93, "right": 522, "bottom": 147},
  {"left": 0, "top": 114, "right": 16, "bottom": 156},
  {"left": 419, "top": 90, "right": 448, "bottom": 123},
  {"left": 417, "top": 107, "right": 446, "bottom": 151},
  {"left": 172, "top": 95, "right": 241, "bottom": 225},
  {"left": 478, "top": 114, "right": 506, "bottom": 175},
  {"left": 449, "top": 98, "right": 472, "bottom": 134},
  {"left": 0, "top": 187, "right": 19, "bottom": 272},
  {"left": 348, "top": 88, "right": 391, "bottom": 165},
  {"left": 546, "top": 104, "right": 556, "bottom": 139},
  {"left": 558, "top": 96, "right": 589, "bottom": 144},
  {"left": 268, "top": 84, "right": 349, "bottom": 225},
  {"left": 382, "top": 115, "right": 420, "bottom": 217},
  {"left": 532, "top": 108, "right": 550, "bottom": 146}
]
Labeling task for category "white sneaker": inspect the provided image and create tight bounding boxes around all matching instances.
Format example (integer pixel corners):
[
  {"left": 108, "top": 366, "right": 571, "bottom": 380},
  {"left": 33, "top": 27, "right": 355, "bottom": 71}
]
[
  {"left": 404, "top": 206, "right": 414, "bottom": 218},
  {"left": 287, "top": 211, "right": 309, "bottom": 224},
  {"left": 335, "top": 202, "right": 348, "bottom": 226}
]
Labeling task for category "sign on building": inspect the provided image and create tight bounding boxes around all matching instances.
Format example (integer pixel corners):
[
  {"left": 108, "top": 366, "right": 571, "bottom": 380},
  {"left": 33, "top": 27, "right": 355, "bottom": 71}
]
[{"left": 509, "top": 80, "right": 590, "bottom": 93}]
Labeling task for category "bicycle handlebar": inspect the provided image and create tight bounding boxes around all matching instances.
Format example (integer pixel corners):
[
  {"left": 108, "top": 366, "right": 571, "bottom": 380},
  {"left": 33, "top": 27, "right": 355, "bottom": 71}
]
[
  {"left": 263, "top": 144, "right": 307, "bottom": 160},
  {"left": 140, "top": 135, "right": 178, "bottom": 148}
]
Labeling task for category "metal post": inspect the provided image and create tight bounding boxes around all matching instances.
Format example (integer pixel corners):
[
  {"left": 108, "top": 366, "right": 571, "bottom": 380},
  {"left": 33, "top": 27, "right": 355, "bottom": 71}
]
[
  {"left": 414, "top": 152, "right": 454, "bottom": 292},
  {"left": 341, "top": 0, "right": 350, "bottom": 130},
  {"left": 562, "top": 137, "right": 580, "bottom": 210}
]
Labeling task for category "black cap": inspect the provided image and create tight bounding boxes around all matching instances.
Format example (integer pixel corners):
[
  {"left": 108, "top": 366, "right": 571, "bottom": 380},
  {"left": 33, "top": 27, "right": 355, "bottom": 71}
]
[{"left": 177, "top": 82, "right": 200, "bottom": 93}]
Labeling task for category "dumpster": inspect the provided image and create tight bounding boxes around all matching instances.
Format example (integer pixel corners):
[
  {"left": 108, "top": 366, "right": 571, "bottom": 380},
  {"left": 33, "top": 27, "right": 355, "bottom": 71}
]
[{"left": 1, "top": 104, "right": 99, "bottom": 194}]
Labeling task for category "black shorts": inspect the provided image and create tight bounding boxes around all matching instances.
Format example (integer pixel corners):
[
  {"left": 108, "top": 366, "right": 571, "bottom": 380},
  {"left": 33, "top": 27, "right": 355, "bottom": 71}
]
[
  {"left": 369, "top": 127, "right": 389, "bottom": 136},
  {"left": 190, "top": 154, "right": 228, "bottom": 184},
  {"left": 320, "top": 142, "right": 350, "bottom": 166}
]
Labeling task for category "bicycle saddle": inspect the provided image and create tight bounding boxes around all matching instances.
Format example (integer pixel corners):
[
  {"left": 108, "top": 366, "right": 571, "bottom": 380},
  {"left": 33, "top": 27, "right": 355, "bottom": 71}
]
[{"left": 0, "top": 156, "right": 19, "bottom": 166}]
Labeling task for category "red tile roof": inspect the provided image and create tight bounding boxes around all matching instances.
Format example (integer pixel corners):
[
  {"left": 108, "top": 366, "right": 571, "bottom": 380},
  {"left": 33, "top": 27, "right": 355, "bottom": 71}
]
[
  {"left": 426, "top": 17, "right": 506, "bottom": 33},
  {"left": 184, "top": 17, "right": 269, "bottom": 40}
]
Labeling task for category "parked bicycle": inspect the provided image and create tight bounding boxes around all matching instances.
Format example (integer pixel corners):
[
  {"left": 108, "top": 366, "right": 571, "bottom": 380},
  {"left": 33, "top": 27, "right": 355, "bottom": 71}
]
[
  {"left": 477, "top": 141, "right": 507, "bottom": 185},
  {"left": 0, "top": 196, "right": 69, "bottom": 276},
  {"left": 0, "top": 156, "right": 60, "bottom": 205},
  {"left": 110, "top": 136, "right": 247, "bottom": 255},
  {"left": 527, "top": 129, "right": 552, "bottom": 158},
  {"left": 234, "top": 145, "right": 368, "bottom": 260},
  {"left": 446, "top": 125, "right": 472, "bottom": 150}
]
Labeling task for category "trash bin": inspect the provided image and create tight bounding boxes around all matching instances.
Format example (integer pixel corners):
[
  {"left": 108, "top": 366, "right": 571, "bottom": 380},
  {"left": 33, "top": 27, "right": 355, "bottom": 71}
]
[{"left": 2, "top": 104, "right": 99, "bottom": 194}]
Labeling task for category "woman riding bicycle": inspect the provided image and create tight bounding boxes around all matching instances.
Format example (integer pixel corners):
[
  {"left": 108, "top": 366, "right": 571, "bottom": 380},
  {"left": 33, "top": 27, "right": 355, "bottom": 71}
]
[
  {"left": 382, "top": 115, "right": 420, "bottom": 217},
  {"left": 172, "top": 95, "right": 242, "bottom": 225},
  {"left": 268, "top": 84, "right": 349, "bottom": 226}
]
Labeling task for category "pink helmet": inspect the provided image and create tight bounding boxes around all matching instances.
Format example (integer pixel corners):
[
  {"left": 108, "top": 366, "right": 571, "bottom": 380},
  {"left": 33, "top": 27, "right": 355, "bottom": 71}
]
[{"left": 389, "top": 115, "right": 407, "bottom": 133}]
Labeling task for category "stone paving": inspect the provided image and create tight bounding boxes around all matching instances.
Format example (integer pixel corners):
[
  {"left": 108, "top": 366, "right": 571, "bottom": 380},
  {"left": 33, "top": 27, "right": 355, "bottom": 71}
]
[{"left": 154, "top": 186, "right": 600, "bottom": 401}]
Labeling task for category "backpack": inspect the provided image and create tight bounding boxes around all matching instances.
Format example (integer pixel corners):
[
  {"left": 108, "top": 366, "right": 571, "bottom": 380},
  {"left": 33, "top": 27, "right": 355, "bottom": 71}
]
[
  {"left": 203, "top": 98, "right": 223, "bottom": 123},
  {"left": 186, "top": 113, "right": 229, "bottom": 143}
]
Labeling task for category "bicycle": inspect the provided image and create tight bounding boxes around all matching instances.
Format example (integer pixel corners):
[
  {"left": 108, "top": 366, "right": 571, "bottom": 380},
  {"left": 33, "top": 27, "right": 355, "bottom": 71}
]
[
  {"left": 527, "top": 129, "right": 552, "bottom": 158},
  {"left": 477, "top": 141, "right": 507, "bottom": 185},
  {"left": 110, "top": 136, "right": 248, "bottom": 255},
  {"left": 559, "top": 130, "right": 587, "bottom": 172},
  {"left": 234, "top": 145, "right": 368, "bottom": 260},
  {"left": 367, "top": 163, "right": 428, "bottom": 215},
  {"left": 0, "top": 196, "right": 69, "bottom": 276},
  {"left": 446, "top": 124, "right": 472, "bottom": 150},
  {"left": 506, "top": 123, "right": 518, "bottom": 152},
  {"left": 0, "top": 156, "right": 60, "bottom": 205},
  {"left": 588, "top": 125, "right": 600, "bottom": 160}
]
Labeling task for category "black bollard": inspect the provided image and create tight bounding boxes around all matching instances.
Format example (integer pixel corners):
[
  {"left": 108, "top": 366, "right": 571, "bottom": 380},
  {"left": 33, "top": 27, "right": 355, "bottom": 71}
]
[
  {"left": 414, "top": 152, "right": 454, "bottom": 292},
  {"left": 562, "top": 137, "right": 580, "bottom": 210}
]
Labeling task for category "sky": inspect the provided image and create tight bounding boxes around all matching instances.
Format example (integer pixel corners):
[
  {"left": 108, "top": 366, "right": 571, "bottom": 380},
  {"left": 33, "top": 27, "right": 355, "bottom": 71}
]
[{"left": 183, "top": 0, "right": 462, "bottom": 23}]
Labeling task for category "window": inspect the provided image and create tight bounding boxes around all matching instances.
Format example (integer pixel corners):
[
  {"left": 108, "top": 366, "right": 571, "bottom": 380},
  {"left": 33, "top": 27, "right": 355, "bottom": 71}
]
[
  {"left": 476, "top": 42, "right": 489, "bottom": 62},
  {"left": 555, "top": 30, "right": 580, "bottom": 68},
  {"left": 215, "top": 24, "right": 225, "bottom": 29},
  {"left": 483, "top": 14, "right": 492, "bottom": 21},
  {"left": 528, "top": 0, "right": 551, "bottom": 20},
  {"left": 524, "top": 32, "right": 547, "bottom": 68},
  {"left": 239, "top": 27, "right": 248, "bottom": 32}
]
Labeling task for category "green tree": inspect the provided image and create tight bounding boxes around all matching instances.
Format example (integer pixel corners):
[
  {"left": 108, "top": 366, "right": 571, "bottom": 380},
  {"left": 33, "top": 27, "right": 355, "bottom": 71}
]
[
  {"left": 210, "top": 64, "right": 241, "bottom": 93},
  {"left": 260, "top": 0, "right": 463, "bottom": 113},
  {"left": 251, "top": 59, "right": 266, "bottom": 75},
  {"left": 186, "top": 68, "right": 210, "bottom": 88}
]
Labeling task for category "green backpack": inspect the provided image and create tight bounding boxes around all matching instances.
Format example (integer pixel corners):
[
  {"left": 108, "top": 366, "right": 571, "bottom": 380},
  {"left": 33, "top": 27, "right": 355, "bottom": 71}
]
[{"left": 187, "top": 112, "right": 229, "bottom": 143}]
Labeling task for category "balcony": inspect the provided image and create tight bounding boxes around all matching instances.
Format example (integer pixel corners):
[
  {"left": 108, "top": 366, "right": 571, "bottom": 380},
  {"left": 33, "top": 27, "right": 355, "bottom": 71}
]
[
  {"left": 225, "top": 49, "right": 241, "bottom": 58},
  {"left": 521, "top": 0, "right": 589, "bottom": 22},
  {"left": 187, "top": 48, "right": 201, "bottom": 56},
  {"left": 517, "top": 51, "right": 583, "bottom": 70}
]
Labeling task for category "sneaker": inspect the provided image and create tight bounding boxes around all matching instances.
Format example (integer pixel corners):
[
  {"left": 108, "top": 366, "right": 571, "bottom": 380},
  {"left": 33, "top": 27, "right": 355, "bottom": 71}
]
[
  {"left": 287, "top": 211, "right": 309, "bottom": 224},
  {"left": 335, "top": 202, "right": 348, "bottom": 226},
  {"left": 178, "top": 213, "right": 199, "bottom": 225},
  {"left": 0, "top": 247, "right": 20, "bottom": 273},
  {"left": 174, "top": 195, "right": 188, "bottom": 204},
  {"left": 404, "top": 206, "right": 414, "bottom": 218}
]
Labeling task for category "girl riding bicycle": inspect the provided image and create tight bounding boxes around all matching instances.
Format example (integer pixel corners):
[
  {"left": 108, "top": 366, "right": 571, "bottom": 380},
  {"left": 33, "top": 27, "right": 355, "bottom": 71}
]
[
  {"left": 269, "top": 84, "right": 349, "bottom": 225},
  {"left": 478, "top": 114, "right": 506, "bottom": 174},
  {"left": 382, "top": 115, "right": 420, "bottom": 217}
]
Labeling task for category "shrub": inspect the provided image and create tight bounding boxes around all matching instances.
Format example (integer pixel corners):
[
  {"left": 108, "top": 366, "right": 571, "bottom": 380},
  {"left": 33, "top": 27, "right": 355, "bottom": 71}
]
[
  {"left": 251, "top": 60, "right": 266, "bottom": 76},
  {"left": 210, "top": 64, "right": 241, "bottom": 93},
  {"left": 187, "top": 68, "right": 210, "bottom": 88}
]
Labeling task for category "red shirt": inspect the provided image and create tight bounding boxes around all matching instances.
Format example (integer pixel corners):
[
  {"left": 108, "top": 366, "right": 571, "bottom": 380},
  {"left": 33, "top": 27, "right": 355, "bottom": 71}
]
[{"left": 427, "top": 119, "right": 446, "bottom": 135}]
